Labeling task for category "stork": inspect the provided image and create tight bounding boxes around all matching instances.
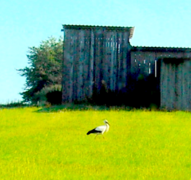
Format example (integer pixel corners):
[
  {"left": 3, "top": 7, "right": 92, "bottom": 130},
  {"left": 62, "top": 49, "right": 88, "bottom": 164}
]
[{"left": 87, "top": 120, "right": 110, "bottom": 138}]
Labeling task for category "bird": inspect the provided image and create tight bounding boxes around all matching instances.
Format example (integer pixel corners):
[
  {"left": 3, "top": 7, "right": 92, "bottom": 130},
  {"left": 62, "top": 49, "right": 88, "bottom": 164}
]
[{"left": 87, "top": 120, "right": 110, "bottom": 138}]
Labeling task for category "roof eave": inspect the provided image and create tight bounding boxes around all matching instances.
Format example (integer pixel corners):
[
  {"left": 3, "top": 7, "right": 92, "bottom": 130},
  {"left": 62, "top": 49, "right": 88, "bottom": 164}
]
[
  {"left": 62, "top": 24, "right": 135, "bottom": 38},
  {"left": 132, "top": 46, "right": 191, "bottom": 52}
]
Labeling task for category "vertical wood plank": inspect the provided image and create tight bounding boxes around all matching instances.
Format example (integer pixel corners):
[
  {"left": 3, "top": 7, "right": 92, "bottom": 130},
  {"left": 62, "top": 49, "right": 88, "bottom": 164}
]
[
  {"left": 188, "top": 60, "right": 191, "bottom": 110},
  {"left": 180, "top": 62, "right": 184, "bottom": 110},
  {"left": 183, "top": 60, "right": 189, "bottom": 110},
  {"left": 168, "top": 63, "right": 173, "bottom": 110},
  {"left": 140, "top": 52, "right": 146, "bottom": 76},
  {"left": 77, "top": 29, "right": 85, "bottom": 101},
  {"left": 149, "top": 52, "right": 156, "bottom": 75},
  {"left": 164, "top": 61, "right": 169, "bottom": 110},
  {"left": 182, "top": 61, "right": 186, "bottom": 110},
  {"left": 94, "top": 30, "right": 101, "bottom": 92},
  {"left": 112, "top": 31, "right": 117, "bottom": 91},
  {"left": 63, "top": 29, "right": 75, "bottom": 103},
  {"left": 184, "top": 60, "right": 189, "bottom": 110},
  {"left": 184, "top": 60, "right": 190, "bottom": 110},
  {"left": 89, "top": 29, "right": 94, "bottom": 98},
  {"left": 106, "top": 30, "right": 113, "bottom": 89},
  {"left": 145, "top": 52, "right": 149, "bottom": 76},
  {"left": 106, "top": 31, "right": 112, "bottom": 90},
  {"left": 176, "top": 61, "right": 182, "bottom": 110},
  {"left": 126, "top": 32, "right": 132, "bottom": 89},
  {"left": 110, "top": 31, "right": 115, "bottom": 91},
  {"left": 167, "top": 62, "right": 171, "bottom": 110},
  {"left": 62, "top": 29, "right": 70, "bottom": 102},
  {"left": 68, "top": 30, "right": 76, "bottom": 103},
  {"left": 72, "top": 30, "right": 78, "bottom": 102},
  {"left": 83, "top": 29, "right": 89, "bottom": 100},
  {"left": 160, "top": 59, "right": 164, "bottom": 108},
  {"left": 170, "top": 63, "right": 176, "bottom": 110},
  {"left": 117, "top": 32, "right": 123, "bottom": 91},
  {"left": 130, "top": 52, "right": 136, "bottom": 75},
  {"left": 121, "top": 31, "right": 129, "bottom": 89},
  {"left": 174, "top": 63, "right": 178, "bottom": 109},
  {"left": 102, "top": 30, "right": 108, "bottom": 89},
  {"left": 160, "top": 59, "right": 167, "bottom": 109}
]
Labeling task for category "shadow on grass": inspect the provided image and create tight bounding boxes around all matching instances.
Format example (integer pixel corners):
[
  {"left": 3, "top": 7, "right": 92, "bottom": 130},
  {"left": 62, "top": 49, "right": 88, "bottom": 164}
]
[{"left": 35, "top": 103, "right": 134, "bottom": 113}]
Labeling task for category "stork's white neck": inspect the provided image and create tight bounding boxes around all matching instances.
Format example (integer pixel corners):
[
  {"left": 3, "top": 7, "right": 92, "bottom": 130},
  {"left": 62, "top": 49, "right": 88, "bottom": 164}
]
[
  {"left": 105, "top": 123, "right": 110, "bottom": 132},
  {"left": 105, "top": 123, "right": 109, "bottom": 127}
]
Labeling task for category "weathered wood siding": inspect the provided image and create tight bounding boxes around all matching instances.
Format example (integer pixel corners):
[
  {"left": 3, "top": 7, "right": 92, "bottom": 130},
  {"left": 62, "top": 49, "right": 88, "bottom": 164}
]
[
  {"left": 62, "top": 25, "right": 132, "bottom": 103},
  {"left": 160, "top": 59, "right": 191, "bottom": 110},
  {"left": 130, "top": 50, "right": 191, "bottom": 78},
  {"left": 63, "top": 25, "right": 191, "bottom": 110},
  {"left": 131, "top": 49, "right": 191, "bottom": 110}
]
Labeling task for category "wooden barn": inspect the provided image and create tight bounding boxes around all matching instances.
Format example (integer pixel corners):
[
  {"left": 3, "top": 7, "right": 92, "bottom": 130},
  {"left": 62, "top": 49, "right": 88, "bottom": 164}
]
[{"left": 62, "top": 24, "right": 191, "bottom": 110}]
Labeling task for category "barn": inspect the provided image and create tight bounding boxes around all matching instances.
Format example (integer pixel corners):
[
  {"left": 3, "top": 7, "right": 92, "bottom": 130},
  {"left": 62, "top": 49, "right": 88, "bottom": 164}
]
[{"left": 62, "top": 24, "right": 191, "bottom": 110}]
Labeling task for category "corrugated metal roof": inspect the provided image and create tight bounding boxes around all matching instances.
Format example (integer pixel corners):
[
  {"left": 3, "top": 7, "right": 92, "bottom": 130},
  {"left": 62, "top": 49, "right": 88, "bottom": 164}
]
[
  {"left": 132, "top": 46, "right": 191, "bottom": 52},
  {"left": 62, "top": 24, "right": 135, "bottom": 39}
]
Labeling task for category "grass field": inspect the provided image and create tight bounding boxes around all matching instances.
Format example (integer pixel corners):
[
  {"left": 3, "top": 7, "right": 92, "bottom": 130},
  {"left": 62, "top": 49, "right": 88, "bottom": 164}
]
[{"left": 0, "top": 106, "right": 191, "bottom": 180}]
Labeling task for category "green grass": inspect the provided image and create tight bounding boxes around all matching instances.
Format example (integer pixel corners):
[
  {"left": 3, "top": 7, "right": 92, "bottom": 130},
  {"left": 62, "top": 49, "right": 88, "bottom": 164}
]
[{"left": 0, "top": 107, "right": 191, "bottom": 179}]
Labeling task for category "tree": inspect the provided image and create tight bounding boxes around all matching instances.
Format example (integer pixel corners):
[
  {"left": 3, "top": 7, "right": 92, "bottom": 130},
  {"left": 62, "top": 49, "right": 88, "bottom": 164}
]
[{"left": 18, "top": 37, "right": 63, "bottom": 104}]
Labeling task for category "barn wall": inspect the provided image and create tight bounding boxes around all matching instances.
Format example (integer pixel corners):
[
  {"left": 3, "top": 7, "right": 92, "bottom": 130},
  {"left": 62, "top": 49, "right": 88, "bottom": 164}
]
[
  {"left": 130, "top": 51, "right": 191, "bottom": 78},
  {"left": 160, "top": 59, "right": 191, "bottom": 111},
  {"left": 62, "top": 25, "right": 191, "bottom": 109},
  {"left": 62, "top": 27, "right": 132, "bottom": 103},
  {"left": 130, "top": 50, "right": 191, "bottom": 109}
]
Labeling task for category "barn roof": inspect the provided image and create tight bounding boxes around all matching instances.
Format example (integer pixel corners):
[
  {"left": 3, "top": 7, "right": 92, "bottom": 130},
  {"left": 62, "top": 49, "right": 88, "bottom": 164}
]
[
  {"left": 132, "top": 46, "right": 191, "bottom": 52},
  {"left": 62, "top": 24, "right": 135, "bottom": 39}
]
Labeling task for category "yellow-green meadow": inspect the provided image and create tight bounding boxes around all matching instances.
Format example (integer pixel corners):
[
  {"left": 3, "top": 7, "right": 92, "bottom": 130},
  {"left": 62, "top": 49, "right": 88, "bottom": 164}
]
[{"left": 0, "top": 107, "right": 191, "bottom": 179}]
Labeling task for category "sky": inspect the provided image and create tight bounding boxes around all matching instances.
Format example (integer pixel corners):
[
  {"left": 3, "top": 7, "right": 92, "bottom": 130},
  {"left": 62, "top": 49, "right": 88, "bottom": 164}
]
[{"left": 0, "top": 0, "right": 191, "bottom": 104}]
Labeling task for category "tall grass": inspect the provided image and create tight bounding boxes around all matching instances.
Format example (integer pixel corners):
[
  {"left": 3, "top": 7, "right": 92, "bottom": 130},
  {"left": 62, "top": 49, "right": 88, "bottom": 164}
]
[{"left": 0, "top": 107, "right": 191, "bottom": 179}]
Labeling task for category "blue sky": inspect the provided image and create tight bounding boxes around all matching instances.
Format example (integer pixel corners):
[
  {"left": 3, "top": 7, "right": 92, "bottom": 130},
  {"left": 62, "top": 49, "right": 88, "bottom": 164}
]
[{"left": 0, "top": 0, "right": 191, "bottom": 103}]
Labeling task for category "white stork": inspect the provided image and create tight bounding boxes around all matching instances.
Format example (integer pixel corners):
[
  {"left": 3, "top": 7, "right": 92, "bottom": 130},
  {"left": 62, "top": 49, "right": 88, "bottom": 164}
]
[{"left": 87, "top": 120, "right": 110, "bottom": 138}]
